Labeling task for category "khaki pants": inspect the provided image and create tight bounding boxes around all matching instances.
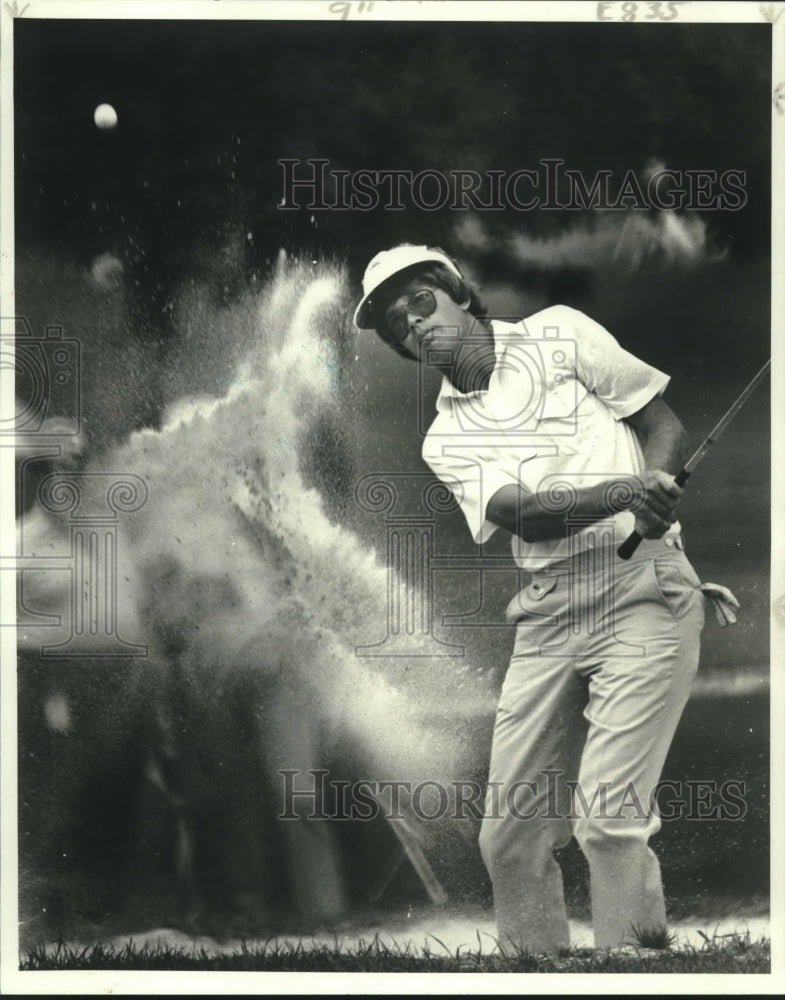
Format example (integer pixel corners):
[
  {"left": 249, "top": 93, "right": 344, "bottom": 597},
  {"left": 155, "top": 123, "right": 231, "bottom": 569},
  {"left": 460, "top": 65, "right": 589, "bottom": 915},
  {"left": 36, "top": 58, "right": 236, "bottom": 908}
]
[{"left": 478, "top": 535, "right": 705, "bottom": 952}]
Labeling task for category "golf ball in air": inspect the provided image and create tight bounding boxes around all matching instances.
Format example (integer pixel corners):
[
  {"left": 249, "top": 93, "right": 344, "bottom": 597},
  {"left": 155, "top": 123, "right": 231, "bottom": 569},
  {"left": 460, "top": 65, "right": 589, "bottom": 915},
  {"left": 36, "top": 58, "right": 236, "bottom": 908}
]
[{"left": 94, "top": 103, "right": 118, "bottom": 130}]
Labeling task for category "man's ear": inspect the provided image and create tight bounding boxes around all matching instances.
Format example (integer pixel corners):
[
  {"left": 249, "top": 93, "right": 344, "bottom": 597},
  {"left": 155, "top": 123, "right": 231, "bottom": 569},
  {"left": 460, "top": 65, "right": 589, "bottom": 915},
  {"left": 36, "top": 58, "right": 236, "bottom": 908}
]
[{"left": 461, "top": 298, "right": 471, "bottom": 310}]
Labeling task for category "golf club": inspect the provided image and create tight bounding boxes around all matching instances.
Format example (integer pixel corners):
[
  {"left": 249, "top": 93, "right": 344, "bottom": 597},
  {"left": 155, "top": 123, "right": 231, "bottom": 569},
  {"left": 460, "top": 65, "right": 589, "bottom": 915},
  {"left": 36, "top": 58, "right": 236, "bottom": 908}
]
[{"left": 617, "top": 359, "right": 771, "bottom": 560}]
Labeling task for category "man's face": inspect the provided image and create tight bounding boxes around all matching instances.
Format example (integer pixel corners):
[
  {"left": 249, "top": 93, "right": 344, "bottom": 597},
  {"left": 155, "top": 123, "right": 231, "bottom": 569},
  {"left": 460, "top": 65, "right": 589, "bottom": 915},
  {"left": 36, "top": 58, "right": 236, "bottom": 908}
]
[{"left": 378, "top": 279, "right": 475, "bottom": 359}]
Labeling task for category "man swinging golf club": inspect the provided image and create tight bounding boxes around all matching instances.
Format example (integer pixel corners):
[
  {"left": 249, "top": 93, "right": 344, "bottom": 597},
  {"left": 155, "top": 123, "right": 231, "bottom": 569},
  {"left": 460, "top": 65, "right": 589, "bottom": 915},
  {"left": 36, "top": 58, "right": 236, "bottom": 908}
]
[{"left": 354, "top": 243, "right": 740, "bottom": 953}]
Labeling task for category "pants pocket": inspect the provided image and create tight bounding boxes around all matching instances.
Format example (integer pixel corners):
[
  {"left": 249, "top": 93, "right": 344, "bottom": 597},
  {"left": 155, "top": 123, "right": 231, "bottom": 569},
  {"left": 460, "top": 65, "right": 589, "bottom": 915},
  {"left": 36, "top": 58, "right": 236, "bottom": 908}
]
[
  {"left": 648, "top": 557, "right": 702, "bottom": 620},
  {"left": 505, "top": 574, "right": 559, "bottom": 624}
]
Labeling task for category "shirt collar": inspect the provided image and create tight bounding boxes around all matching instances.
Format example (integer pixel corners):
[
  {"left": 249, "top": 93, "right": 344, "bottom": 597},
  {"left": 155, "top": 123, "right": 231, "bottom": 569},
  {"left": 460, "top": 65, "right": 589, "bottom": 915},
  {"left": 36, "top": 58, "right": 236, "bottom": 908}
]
[{"left": 434, "top": 319, "right": 521, "bottom": 413}]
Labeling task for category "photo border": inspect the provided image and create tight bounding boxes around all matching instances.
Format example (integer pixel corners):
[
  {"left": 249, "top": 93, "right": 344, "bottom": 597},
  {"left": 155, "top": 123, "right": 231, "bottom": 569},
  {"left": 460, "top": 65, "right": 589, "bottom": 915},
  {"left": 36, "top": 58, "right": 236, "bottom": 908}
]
[{"left": 1, "top": 1, "right": 781, "bottom": 994}]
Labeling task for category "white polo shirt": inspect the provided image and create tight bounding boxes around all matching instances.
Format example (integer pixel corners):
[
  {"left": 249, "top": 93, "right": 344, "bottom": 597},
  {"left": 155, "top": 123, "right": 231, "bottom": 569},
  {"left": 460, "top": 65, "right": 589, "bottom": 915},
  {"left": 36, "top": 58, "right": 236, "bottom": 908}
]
[{"left": 421, "top": 305, "right": 675, "bottom": 568}]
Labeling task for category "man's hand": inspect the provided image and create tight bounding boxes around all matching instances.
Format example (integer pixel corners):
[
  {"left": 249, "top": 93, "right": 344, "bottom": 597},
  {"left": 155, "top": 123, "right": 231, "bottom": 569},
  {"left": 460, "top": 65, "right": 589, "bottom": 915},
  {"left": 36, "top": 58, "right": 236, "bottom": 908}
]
[{"left": 632, "top": 469, "right": 683, "bottom": 539}]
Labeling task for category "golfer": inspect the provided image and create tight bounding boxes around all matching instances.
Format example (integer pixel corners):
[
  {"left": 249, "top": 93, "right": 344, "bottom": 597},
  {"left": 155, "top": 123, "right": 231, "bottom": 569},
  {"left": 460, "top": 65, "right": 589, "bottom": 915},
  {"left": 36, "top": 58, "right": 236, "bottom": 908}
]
[{"left": 354, "top": 244, "right": 734, "bottom": 952}]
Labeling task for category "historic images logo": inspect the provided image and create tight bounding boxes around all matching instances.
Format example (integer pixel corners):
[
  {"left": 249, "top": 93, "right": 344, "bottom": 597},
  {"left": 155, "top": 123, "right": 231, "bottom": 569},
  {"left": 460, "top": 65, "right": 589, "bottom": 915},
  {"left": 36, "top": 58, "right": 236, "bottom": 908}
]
[{"left": 278, "top": 158, "right": 748, "bottom": 213}]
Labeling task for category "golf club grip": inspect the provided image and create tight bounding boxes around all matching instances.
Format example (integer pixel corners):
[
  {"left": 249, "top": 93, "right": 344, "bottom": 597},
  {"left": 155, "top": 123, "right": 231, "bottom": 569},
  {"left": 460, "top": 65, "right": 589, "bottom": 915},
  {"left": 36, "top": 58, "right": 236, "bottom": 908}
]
[
  {"left": 616, "top": 468, "right": 692, "bottom": 560},
  {"left": 617, "top": 529, "right": 644, "bottom": 561}
]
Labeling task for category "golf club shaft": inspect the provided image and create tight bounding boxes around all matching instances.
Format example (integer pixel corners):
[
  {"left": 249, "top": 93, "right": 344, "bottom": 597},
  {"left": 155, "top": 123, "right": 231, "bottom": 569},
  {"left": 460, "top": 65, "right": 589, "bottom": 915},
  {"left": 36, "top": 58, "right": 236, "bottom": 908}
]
[{"left": 617, "top": 359, "right": 771, "bottom": 560}]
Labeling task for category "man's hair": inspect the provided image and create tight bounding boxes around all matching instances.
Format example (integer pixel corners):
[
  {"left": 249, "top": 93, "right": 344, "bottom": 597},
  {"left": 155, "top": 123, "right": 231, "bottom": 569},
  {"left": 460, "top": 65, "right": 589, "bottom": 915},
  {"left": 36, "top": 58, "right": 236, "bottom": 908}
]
[{"left": 368, "top": 247, "right": 485, "bottom": 361}]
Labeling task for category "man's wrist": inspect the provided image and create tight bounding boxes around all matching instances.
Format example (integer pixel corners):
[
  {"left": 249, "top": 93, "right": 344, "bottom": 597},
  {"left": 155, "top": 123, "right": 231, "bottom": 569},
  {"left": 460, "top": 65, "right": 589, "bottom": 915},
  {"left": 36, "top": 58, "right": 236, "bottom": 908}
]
[{"left": 584, "top": 476, "right": 642, "bottom": 518}]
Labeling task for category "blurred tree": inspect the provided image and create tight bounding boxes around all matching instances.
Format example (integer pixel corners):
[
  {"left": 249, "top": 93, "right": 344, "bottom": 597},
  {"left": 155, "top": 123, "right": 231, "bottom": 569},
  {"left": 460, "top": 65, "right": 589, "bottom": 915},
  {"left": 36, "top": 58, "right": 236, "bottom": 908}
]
[{"left": 14, "top": 18, "right": 771, "bottom": 339}]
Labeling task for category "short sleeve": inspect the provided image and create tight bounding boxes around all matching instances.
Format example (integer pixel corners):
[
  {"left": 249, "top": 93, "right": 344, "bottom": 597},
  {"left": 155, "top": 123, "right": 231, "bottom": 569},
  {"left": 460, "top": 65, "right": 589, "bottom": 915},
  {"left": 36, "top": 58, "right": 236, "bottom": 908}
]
[
  {"left": 560, "top": 306, "right": 670, "bottom": 419},
  {"left": 422, "top": 437, "right": 520, "bottom": 544}
]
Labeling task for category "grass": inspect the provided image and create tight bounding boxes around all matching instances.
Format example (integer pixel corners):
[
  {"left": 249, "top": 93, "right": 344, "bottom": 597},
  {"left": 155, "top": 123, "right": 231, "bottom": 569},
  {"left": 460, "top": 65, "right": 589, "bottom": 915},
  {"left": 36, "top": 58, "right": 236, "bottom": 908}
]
[
  {"left": 20, "top": 928, "right": 769, "bottom": 973},
  {"left": 630, "top": 922, "right": 678, "bottom": 950}
]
